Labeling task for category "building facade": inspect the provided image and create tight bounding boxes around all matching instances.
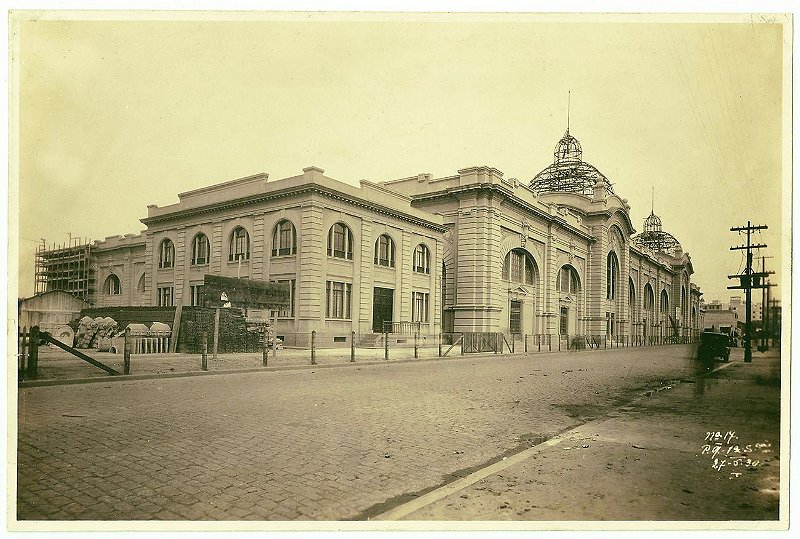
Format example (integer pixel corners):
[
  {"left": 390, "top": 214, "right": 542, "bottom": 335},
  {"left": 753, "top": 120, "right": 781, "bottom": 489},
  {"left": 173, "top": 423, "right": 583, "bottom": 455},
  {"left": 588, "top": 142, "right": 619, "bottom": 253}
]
[{"left": 34, "top": 130, "right": 702, "bottom": 343}]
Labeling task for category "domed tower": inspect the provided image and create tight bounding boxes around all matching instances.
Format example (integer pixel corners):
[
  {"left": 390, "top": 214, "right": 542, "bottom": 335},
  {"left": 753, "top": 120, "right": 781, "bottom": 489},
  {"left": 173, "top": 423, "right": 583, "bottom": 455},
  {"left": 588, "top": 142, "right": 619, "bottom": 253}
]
[
  {"left": 633, "top": 210, "right": 682, "bottom": 256},
  {"left": 530, "top": 129, "right": 614, "bottom": 197}
]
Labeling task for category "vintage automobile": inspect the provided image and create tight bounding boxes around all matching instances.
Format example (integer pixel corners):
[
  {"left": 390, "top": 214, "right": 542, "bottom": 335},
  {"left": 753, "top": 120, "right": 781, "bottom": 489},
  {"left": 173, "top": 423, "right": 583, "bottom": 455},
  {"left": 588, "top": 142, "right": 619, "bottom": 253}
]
[{"left": 697, "top": 331, "right": 731, "bottom": 363}]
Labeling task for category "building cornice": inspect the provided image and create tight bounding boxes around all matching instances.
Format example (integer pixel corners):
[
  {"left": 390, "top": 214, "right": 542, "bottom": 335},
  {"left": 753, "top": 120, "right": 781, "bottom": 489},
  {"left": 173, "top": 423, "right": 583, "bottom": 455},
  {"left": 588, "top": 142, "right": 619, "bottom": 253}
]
[
  {"left": 140, "top": 182, "right": 447, "bottom": 233},
  {"left": 410, "top": 183, "right": 596, "bottom": 242}
]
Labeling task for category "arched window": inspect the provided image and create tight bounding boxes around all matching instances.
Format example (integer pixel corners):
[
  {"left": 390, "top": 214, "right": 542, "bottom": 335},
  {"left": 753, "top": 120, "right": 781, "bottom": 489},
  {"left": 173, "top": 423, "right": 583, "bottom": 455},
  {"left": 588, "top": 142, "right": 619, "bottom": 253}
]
[
  {"left": 137, "top": 274, "right": 145, "bottom": 293},
  {"left": 374, "top": 234, "right": 395, "bottom": 267},
  {"left": 629, "top": 279, "right": 636, "bottom": 307},
  {"left": 557, "top": 265, "right": 580, "bottom": 294},
  {"left": 681, "top": 286, "right": 688, "bottom": 317},
  {"left": 327, "top": 223, "right": 353, "bottom": 260},
  {"left": 644, "top": 284, "right": 655, "bottom": 311},
  {"left": 158, "top": 239, "right": 174, "bottom": 269},
  {"left": 413, "top": 244, "right": 430, "bottom": 274},
  {"left": 606, "top": 251, "right": 619, "bottom": 299},
  {"left": 272, "top": 220, "right": 297, "bottom": 257},
  {"left": 105, "top": 274, "right": 121, "bottom": 295},
  {"left": 502, "top": 248, "right": 537, "bottom": 285},
  {"left": 191, "top": 233, "right": 210, "bottom": 266},
  {"left": 229, "top": 227, "right": 250, "bottom": 262},
  {"left": 660, "top": 289, "right": 669, "bottom": 313}
]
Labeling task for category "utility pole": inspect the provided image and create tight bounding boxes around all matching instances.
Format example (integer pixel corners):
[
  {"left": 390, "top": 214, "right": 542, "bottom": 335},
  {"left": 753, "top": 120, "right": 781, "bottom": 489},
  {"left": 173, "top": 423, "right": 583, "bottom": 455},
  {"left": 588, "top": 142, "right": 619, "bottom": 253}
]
[
  {"left": 727, "top": 222, "right": 769, "bottom": 363},
  {"left": 758, "top": 256, "right": 775, "bottom": 352}
]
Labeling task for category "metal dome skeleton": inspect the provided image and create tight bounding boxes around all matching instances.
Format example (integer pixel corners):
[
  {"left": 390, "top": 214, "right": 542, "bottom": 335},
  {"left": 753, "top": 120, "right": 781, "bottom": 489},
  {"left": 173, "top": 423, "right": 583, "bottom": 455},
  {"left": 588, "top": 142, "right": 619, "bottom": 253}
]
[
  {"left": 530, "top": 129, "right": 615, "bottom": 197},
  {"left": 633, "top": 211, "right": 682, "bottom": 256}
]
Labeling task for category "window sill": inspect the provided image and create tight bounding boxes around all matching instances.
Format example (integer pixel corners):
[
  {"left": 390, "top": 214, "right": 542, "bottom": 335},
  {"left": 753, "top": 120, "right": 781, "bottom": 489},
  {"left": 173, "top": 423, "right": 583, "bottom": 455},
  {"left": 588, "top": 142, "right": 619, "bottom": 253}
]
[
  {"left": 190, "top": 262, "right": 209, "bottom": 268},
  {"left": 325, "top": 318, "right": 352, "bottom": 322},
  {"left": 271, "top": 254, "right": 297, "bottom": 260},
  {"left": 227, "top": 259, "right": 251, "bottom": 265}
]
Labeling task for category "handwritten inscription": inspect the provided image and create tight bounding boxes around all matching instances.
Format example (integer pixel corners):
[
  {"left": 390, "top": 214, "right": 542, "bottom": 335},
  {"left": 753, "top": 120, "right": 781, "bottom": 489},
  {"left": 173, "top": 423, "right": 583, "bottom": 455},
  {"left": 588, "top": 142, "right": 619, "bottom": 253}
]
[{"left": 701, "top": 431, "right": 772, "bottom": 478}]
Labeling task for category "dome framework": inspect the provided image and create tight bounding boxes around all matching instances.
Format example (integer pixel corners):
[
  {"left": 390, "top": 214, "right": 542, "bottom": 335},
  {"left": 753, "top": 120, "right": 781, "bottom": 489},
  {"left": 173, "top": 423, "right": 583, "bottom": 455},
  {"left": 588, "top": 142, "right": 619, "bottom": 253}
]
[{"left": 530, "top": 130, "right": 614, "bottom": 197}]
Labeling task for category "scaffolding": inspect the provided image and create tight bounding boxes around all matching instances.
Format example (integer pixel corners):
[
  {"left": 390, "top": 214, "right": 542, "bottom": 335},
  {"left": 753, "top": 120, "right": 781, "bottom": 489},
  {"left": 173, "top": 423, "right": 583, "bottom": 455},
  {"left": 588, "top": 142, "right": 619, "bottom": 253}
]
[
  {"left": 632, "top": 212, "right": 682, "bottom": 256},
  {"left": 530, "top": 130, "right": 615, "bottom": 197},
  {"left": 34, "top": 236, "right": 95, "bottom": 301}
]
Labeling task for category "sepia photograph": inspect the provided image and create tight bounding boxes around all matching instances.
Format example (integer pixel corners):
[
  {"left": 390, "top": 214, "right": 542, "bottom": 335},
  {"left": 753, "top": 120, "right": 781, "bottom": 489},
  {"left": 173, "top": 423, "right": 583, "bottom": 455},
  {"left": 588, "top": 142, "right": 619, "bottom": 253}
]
[{"left": 4, "top": 2, "right": 792, "bottom": 533}]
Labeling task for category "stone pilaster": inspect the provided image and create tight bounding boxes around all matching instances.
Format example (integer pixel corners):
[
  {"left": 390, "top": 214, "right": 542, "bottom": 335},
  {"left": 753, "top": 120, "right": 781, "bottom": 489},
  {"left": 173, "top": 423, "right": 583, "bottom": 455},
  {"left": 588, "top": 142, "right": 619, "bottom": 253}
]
[
  {"left": 252, "top": 213, "right": 265, "bottom": 280},
  {"left": 359, "top": 221, "right": 373, "bottom": 332},
  {"left": 298, "top": 205, "right": 324, "bottom": 323}
]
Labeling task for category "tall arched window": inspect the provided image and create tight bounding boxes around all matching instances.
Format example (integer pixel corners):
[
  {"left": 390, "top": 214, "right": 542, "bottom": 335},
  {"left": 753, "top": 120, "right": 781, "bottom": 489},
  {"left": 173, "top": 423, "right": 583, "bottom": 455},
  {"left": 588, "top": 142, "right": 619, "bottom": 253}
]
[
  {"left": 137, "top": 274, "right": 146, "bottom": 293},
  {"left": 272, "top": 220, "right": 297, "bottom": 257},
  {"left": 502, "top": 248, "right": 537, "bottom": 285},
  {"left": 413, "top": 244, "right": 430, "bottom": 274},
  {"left": 374, "top": 234, "right": 395, "bottom": 267},
  {"left": 644, "top": 284, "right": 655, "bottom": 311},
  {"left": 327, "top": 223, "right": 353, "bottom": 260},
  {"left": 681, "top": 286, "right": 687, "bottom": 318},
  {"left": 158, "top": 239, "right": 174, "bottom": 269},
  {"left": 660, "top": 289, "right": 669, "bottom": 313},
  {"left": 629, "top": 278, "right": 636, "bottom": 307},
  {"left": 557, "top": 265, "right": 580, "bottom": 294},
  {"left": 606, "top": 251, "right": 619, "bottom": 299},
  {"left": 229, "top": 227, "right": 250, "bottom": 261},
  {"left": 191, "top": 233, "right": 210, "bottom": 266},
  {"left": 105, "top": 274, "right": 121, "bottom": 295}
]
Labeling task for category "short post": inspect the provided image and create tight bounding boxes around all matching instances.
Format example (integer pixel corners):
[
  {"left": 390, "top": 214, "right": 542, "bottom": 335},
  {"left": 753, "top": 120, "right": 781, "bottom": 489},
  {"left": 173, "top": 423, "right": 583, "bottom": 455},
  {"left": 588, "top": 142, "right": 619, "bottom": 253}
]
[
  {"left": 524, "top": 334, "right": 528, "bottom": 354},
  {"left": 261, "top": 327, "right": 268, "bottom": 367},
  {"left": 202, "top": 331, "right": 209, "bottom": 371},
  {"left": 384, "top": 331, "right": 389, "bottom": 360},
  {"left": 27, "top": 326, "right": 39, "bottom": 380},
  {"left": 495, "top": 333, "right": 499, "bottom": 354},
  {"left": 213, "top": 308, "right": 220, "bottom": 360},
  {"left": 558, "top": 334, "right": 561, "bottom": 351},
  {"left": 311, "top": 330, "right": 316, "bottom": 365},
  {"left": 438, "top": 333, "right": 442, "bottom": 357},
  {"left": 548, "top": 334, "right": 552, "bottom": 352},
  {"left": 123, "top": 327, "right": 131, "bottom": 375},
  {"left": 271, "top": 312, "right": 277, "bottom": 360},
  {"left": 350, "top": 331, "right": 356, "bottom": 362},
  {"left": 414, "top": 331, "right": 419, "bottom": 359},
  {"left": 511, "top": 334, "right": 515, "bottom": 353},
  {"left": 538, "top": 334, "right": 541, "bottom": 352},
  {"left": 461, "top": 334, "right": 465, "bottom": 355}
]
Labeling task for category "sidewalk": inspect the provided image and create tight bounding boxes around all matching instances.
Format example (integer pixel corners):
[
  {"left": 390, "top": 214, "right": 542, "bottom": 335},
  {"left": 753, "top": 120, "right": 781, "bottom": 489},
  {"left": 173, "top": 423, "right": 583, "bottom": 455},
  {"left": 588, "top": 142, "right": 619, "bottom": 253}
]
[{"left": 380, "top": 348, "right": 783, "bottom": 523}]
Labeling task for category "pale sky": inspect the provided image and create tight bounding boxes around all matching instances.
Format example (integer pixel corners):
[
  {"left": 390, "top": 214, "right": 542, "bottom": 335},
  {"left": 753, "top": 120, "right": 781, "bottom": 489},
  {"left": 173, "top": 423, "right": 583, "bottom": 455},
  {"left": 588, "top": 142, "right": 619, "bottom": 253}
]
[{"left": 11, "top": 13, "right": 789, "bottom": 304}]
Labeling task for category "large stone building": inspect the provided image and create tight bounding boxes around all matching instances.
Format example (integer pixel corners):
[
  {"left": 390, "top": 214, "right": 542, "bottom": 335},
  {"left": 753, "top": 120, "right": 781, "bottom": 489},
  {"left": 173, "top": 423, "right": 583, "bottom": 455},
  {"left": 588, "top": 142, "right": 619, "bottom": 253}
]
[{"left": 34, "top": 130, "right": 702, "bottom": 344}]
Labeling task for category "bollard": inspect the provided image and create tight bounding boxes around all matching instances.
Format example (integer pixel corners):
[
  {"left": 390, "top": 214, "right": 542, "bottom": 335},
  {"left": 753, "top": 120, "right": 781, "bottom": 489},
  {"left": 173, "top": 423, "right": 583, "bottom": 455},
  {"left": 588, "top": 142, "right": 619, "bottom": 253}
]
[
  {"left": 28, "top": 326, "right": 39, "bottom": 380},
  {"left": 202, "top": 332, "right": 209, "bottom": 371},
  {"left": 414, "top": 332, "right": 418, "bottom": 359},
  {"left": 524, "top": 334, "right": 528, "bottom": 354},
  {"left": 512, "top": 334, "right": 515, "bottom": 354},
  {"left": 351, "top": 331, "right": 356, "bottom": 362},
  {"left": 558, "top": 334, "right": 561, "bottom": 351},
  {"left": 548, "top": 334, "right": 552, "bottom": 352},
  {"left": 262, "top": 328, "right": 268, "bottom": 367},
  {"left": 538, "top": 334, "right": 541, "bottom": 352},
  {"left": 438, "top": 333, "right": 442, "bottom": 357},
  {"left": 311, "top": 330, "right": 316, "bottom": 365},
  {"left": 123, "top": 327, "right": 131, "bottom": 375},
  {"left": 384, "top": 331, "right": 389, "bottom": 360}
]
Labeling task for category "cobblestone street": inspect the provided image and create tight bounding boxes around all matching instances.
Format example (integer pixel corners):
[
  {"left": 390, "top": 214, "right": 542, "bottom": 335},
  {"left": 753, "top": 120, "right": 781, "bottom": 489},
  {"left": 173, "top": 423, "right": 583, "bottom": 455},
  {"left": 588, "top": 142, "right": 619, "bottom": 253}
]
[{"left": 16, "top": 345, "right": 755, "bottom": 521}]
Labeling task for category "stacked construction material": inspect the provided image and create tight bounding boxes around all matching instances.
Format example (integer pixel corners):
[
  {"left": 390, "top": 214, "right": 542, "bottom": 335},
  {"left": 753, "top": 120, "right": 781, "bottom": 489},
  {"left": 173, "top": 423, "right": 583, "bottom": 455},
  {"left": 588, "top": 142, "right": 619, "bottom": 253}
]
[{"left": 74, "top": 316, "right": 118, "bottom": 348}]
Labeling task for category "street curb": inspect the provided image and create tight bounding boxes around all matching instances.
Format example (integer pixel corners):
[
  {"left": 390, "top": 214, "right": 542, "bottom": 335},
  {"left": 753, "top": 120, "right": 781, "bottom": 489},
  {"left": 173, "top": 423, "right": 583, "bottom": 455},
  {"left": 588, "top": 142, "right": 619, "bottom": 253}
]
[
  {"left": 371, "top": 358, "right": 739, "bottom": 520},
  {"left": 17, "top": 343, "right": 696, "bottom": 389}
]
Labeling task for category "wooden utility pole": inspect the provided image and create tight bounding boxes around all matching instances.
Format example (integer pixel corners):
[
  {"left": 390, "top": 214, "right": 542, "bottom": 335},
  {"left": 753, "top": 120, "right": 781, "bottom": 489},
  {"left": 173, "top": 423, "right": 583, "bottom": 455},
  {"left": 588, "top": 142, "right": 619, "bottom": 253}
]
[{"left": 727, "top": 222, "right": 769, "bottom": 363}]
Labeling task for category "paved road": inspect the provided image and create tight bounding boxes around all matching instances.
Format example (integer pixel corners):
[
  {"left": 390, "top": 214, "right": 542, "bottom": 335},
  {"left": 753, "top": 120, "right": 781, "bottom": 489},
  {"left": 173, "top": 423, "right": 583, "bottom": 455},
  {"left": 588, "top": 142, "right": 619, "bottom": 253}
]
[{"left": 17, "top": 345, "right": 712, "bottom": 521}]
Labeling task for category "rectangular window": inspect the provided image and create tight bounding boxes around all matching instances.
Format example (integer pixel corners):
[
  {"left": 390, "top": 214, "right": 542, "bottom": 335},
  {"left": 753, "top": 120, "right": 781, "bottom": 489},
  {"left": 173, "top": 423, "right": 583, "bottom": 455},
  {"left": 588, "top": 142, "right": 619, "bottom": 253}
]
[
  {"left": 157, "top": 286, "right": 174, "bottom": 307},
  {"left": 559, "top": 306, "right": 568, "bottom": 335},
  {"left": 412, "top": 291, "right": 429, "bottom": 323},
  {"left": 326, "top": 281, "right": 352, "bottom": 319},
  {"left": 190, "top": 285, "right": 204, "bottom": 307},
  {"left": 271, "top": 279, "right": 296, "bottom": 318},
  {"left": 510, "top": 300, "right": 522, "bottom": 334}
]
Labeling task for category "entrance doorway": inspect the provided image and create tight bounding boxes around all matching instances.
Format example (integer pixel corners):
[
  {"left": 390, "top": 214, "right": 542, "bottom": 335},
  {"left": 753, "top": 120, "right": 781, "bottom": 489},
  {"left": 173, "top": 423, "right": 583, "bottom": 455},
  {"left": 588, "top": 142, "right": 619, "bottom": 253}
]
[
  {"left": 559, "top": 307, "right": 569, "bottom": 335},
  {"left": 372, "top": 287, "right": 394, "bottom": 332}
]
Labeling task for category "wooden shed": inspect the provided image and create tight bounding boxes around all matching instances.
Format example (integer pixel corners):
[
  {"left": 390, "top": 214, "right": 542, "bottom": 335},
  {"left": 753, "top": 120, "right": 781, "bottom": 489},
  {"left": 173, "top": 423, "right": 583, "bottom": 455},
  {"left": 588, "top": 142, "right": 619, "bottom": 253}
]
[{"left": 18, "top": 290, "right": 90, "bottom": 329}]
